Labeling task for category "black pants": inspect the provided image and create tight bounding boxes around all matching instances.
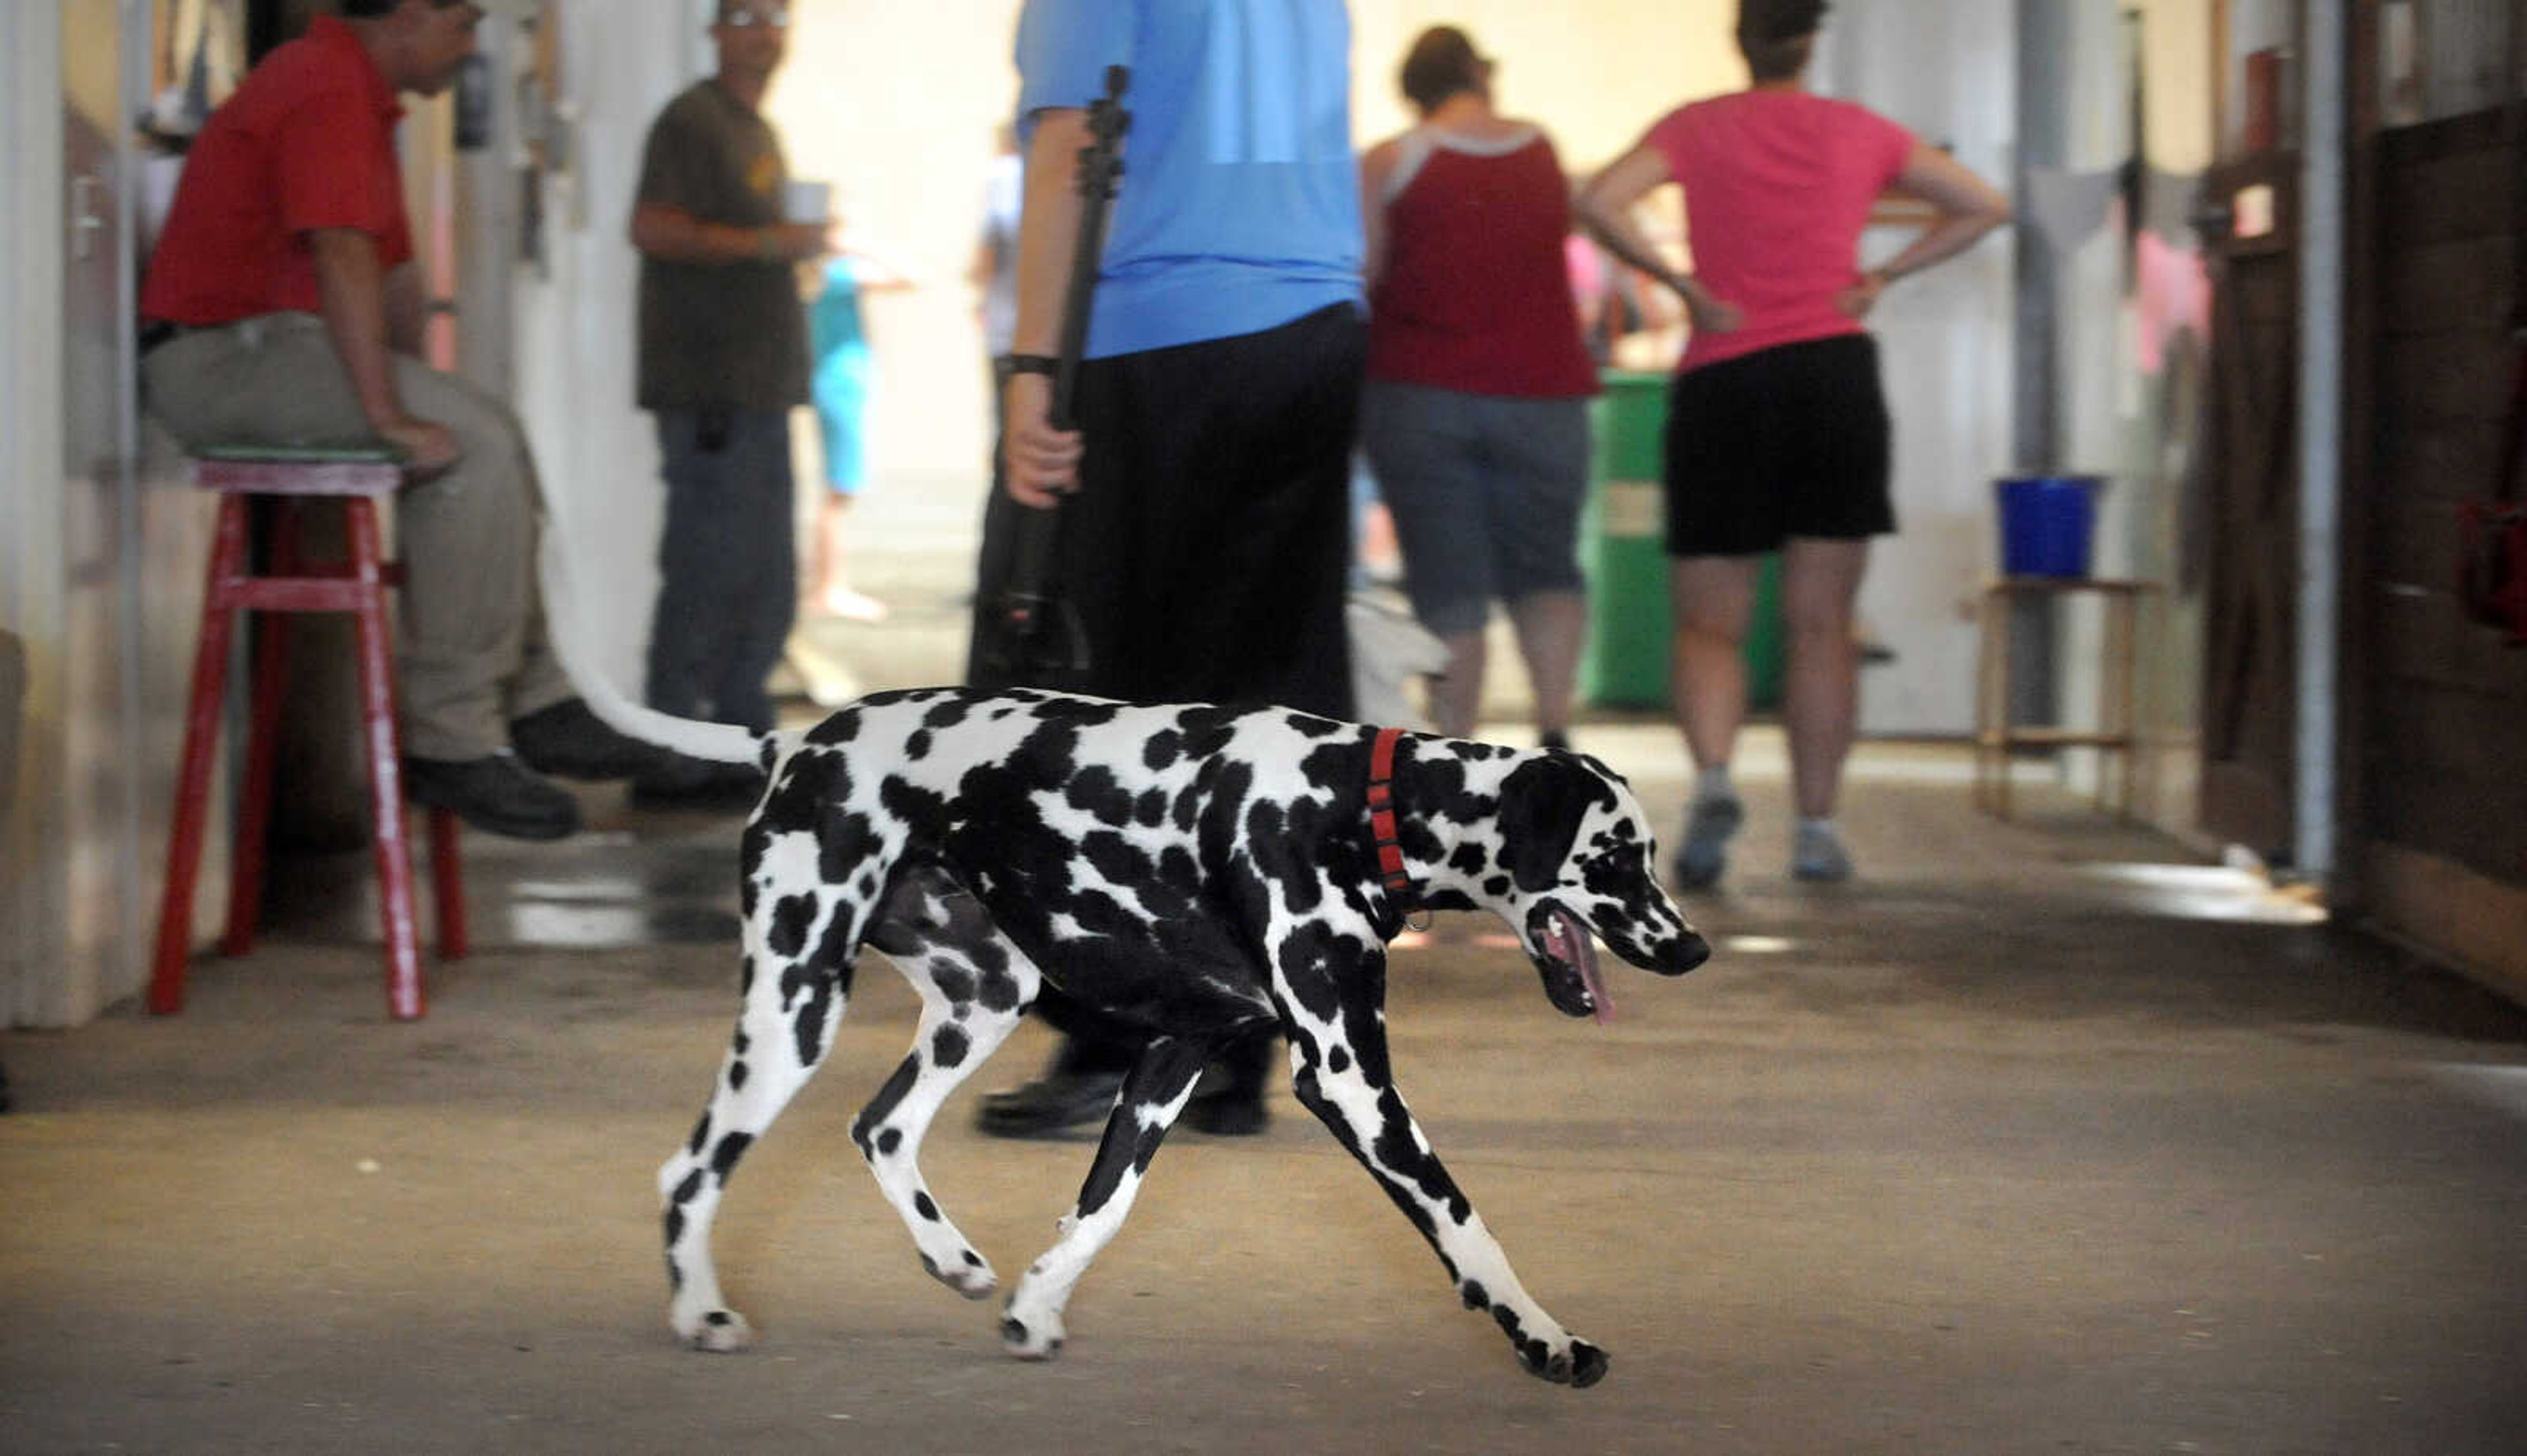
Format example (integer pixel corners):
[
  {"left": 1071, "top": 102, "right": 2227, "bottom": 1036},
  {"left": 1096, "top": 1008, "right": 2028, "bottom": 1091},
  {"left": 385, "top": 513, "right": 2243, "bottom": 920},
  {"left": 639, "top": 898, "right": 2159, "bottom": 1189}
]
[{"left": 967, "top": 303, "right": 1367, "bottom": 1089}]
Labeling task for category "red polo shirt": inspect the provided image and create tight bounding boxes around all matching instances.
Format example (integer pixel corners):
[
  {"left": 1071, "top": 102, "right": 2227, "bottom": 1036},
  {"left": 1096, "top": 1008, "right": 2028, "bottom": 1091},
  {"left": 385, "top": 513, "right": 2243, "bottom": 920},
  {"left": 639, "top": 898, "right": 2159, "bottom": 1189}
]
[{"left": 140, "top": 16, "right": 413, "bottom": 326}]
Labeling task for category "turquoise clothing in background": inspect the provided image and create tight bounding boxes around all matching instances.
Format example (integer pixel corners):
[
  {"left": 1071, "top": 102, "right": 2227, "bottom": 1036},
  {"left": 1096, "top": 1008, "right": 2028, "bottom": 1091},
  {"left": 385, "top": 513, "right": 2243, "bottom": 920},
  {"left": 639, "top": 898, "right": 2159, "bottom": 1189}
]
[
  {"left": 809, "top": 257, "right": 873, "bottom": 495},
  {"left": 1012, "top": 0, "right": 1364, "bottom": 359}
]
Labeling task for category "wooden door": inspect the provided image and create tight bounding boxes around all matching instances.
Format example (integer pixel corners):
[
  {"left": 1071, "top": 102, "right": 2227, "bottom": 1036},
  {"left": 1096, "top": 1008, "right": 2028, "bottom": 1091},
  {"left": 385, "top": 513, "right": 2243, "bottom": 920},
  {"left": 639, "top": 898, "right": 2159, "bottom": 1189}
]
[{"left": 2193, "top": 149, "right": 2301, "bottom": 859}]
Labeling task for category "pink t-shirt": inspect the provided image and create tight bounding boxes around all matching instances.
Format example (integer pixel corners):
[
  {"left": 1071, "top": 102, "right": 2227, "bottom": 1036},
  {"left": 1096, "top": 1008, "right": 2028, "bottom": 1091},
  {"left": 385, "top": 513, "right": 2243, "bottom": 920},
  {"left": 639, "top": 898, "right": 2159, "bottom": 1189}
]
[{"left": 1645, "top": 90, "right": 1914, "bottom": 372}]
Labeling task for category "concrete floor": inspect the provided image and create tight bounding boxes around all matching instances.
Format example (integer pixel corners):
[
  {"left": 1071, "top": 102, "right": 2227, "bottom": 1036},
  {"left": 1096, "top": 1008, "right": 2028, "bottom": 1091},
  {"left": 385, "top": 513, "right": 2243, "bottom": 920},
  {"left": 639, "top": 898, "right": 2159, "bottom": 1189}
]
[{"left": 9, "top": 475, "right": 2527, "bottom": 1453}]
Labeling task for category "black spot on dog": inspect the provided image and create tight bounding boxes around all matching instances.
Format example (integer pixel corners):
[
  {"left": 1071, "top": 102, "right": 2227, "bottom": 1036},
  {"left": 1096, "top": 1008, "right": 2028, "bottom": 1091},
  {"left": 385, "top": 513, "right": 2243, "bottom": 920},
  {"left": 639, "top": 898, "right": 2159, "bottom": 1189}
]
[
  {"left": 932, "top": 963, "right": 977, "bottom": 1005},
  {"left": 914, "top": 1192, "right": 940, "bottom": 1222},
  {"left": 709, "top": 1132, "right": 753, "bottom": 1182},
  {"left": 686, "top": 1117, "right": 711, "bottom": 1157},
  {"left": 977, "top": 963, "right": 1025, "bottom": 1014},
  {"left": 1327, "top": 1045, "right": 1350, "bottom": 1075},
  {"left": 819, "top": 811, "right": 882, "bottom": 890},
  {"left": 854, "top": 1058, "right": 921, "bottom": 1154},
  {"left": 766, "top": 894, "right": 817, "bottom": 959},
  {"left": 905, "top": 728, "right": 933, "bottom": 761},
  {"left": 670, "top": 1168, "right": 705, "bottom": 1207},
  {"left": 728, "top": 1059, "right": 748, "bottom": 1090},
  {"left": 1461, "top": 1279, "right": 1491, "bottom": 1311},
  {"left": 877, "top": 1128, "right": 902, "bottom": 1155},
  {"left": 932, "top": 1023, "right": 971, "bottom": 1068},
  {"left": 1065, "top": 766, "right": 1135, "bottom": 824}
]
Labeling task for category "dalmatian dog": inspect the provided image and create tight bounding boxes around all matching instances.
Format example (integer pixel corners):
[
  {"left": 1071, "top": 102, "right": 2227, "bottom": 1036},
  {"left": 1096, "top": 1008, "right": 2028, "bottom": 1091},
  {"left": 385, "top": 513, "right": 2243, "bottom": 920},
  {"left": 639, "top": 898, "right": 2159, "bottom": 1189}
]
[{"left": 638, "top": 686, "right": 1708, "bottom": 1387}]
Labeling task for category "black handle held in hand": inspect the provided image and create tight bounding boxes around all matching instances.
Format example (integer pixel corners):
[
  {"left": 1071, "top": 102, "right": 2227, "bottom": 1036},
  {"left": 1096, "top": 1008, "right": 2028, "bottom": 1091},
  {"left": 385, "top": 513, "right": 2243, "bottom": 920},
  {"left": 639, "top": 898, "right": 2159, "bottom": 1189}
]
[{"left": 994, "top": 65, "right": 1131, "bottom": 680}]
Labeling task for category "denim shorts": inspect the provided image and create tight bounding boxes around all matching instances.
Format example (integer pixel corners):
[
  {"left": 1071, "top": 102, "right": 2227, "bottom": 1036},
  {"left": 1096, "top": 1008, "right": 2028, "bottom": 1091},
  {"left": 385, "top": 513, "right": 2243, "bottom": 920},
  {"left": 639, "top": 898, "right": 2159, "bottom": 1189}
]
[{"left": 1360, "top": 380, "right": 1591, "bottom": 638}]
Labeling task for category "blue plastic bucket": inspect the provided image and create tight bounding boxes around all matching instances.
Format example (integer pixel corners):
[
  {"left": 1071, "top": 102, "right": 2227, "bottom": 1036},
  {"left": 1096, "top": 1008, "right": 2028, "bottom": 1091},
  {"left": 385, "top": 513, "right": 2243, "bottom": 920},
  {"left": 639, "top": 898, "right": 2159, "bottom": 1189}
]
[{"left": 1995, "top": 475, "right": 2104, "bottom": 577}]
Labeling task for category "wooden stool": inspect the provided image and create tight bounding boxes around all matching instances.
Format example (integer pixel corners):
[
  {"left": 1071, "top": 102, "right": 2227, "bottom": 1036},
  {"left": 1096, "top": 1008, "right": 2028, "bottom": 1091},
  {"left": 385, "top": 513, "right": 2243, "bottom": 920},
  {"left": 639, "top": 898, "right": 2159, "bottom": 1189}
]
[
  {"left": 1973, "top": 577, "right": 2158, "bottom": 820},
  {"left": 149, "top": 446, "right": 465, "bottom": 1022}
]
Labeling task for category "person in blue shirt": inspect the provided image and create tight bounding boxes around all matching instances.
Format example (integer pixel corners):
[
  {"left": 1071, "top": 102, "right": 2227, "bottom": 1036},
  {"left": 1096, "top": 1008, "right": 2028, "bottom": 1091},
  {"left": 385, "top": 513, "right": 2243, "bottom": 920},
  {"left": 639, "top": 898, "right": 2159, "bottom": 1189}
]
[
  {"left": 804, "top": 243, "right": 914, "bottom": 622},
  {"left": 969, "top": 0, "right": 1367, "bottom": 1140}
]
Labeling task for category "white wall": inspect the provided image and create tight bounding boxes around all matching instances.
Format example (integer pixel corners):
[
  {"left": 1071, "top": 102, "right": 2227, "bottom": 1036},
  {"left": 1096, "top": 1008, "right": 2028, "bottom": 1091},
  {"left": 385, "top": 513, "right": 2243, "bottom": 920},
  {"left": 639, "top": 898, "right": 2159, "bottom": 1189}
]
[
  {"left": 1831, "top": 0, "right": 2022, "bottom": 735},
  {"left": 0, "top": 3, "right": 70, "bottom": 1024},
  {"left": 512, "top": 0, "right": 703, "bottom": 694}
]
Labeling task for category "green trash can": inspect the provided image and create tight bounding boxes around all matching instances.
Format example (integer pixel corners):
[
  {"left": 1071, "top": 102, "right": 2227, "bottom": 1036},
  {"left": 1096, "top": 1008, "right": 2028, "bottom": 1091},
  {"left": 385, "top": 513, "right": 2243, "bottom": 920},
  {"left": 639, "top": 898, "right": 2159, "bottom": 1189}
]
[{"left": 1578, "top": 370, "right": 1783, "bottom": 711}]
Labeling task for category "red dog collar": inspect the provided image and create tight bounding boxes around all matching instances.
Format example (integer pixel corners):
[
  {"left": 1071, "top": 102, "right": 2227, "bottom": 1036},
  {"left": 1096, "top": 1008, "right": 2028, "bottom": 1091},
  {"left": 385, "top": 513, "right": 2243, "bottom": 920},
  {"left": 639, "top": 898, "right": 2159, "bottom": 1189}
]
[{"left": 1368, "top": 728, "right": 1414, "bottom": 909}]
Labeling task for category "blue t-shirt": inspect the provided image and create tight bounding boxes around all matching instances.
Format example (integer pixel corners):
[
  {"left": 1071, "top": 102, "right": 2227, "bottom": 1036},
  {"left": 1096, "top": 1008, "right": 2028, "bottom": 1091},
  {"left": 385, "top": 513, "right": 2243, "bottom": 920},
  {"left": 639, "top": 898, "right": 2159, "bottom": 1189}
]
[{"left": 1013, "top": 0, "right": 1364, "bottom": 359}]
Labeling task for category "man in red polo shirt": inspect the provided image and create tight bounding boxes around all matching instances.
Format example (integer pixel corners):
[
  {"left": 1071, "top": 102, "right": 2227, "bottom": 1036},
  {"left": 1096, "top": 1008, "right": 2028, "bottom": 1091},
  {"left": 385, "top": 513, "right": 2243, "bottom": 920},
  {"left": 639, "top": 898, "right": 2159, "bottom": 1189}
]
[{"left": 140, "top": 0, "right": 658, "bottom": 841}]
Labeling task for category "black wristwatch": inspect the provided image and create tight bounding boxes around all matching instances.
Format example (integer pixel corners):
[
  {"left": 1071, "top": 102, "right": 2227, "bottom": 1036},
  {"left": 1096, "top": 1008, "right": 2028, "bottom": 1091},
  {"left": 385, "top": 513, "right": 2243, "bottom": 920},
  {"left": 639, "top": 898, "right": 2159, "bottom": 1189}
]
[{"left": 1005, "top": 353, "right": 1059, "bottom": 378}]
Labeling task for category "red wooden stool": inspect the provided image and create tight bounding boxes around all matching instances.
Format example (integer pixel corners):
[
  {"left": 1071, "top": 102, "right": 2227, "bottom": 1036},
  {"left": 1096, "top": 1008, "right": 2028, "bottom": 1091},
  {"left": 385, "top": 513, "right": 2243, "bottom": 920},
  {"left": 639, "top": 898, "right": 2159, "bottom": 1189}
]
[{"left": 149, "top": 446, "right": 466, "bottom": 1022}]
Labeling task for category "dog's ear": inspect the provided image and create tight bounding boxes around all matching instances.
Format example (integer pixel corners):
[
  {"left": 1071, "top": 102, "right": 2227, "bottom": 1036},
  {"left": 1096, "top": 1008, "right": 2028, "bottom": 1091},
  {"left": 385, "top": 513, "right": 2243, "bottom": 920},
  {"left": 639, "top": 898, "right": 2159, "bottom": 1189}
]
[{"left": 1496, "top": 757, "right": 1608, "bottom": 891}]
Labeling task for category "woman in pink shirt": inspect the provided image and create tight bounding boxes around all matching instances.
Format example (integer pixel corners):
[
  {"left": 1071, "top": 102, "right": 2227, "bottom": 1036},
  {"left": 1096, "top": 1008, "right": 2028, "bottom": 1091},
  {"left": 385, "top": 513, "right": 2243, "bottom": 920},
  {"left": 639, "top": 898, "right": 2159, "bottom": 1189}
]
[{"left": 1576, "top": 0, "right": 2008, "bottom": 888}]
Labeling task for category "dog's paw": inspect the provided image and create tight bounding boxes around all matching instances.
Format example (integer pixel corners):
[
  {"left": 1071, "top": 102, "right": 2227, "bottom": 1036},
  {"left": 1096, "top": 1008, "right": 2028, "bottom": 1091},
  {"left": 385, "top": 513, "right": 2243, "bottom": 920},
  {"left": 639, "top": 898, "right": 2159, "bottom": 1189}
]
[
  {"left": 1514, "top": 1332, "right": 1609, "bottom": 1387},
  {"left": 999, "top": 1311, "right": 1065, "bottom": 1361},
  {"left": 680, "top": 1307, "right": 755, "bottom": 1354},
  {"left": 921, "top": 1249, "right": 999, "bottom": 1300}
]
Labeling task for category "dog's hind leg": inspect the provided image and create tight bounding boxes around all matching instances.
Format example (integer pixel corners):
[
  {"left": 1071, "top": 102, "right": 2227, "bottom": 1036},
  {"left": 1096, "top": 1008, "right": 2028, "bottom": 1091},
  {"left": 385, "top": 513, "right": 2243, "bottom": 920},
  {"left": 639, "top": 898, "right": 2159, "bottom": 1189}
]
[
  {"left": 998, "top": 1034, "right": 1213, "bottom": 1360},
  {"left": 852, "top": 872, "right": 1042, "bottom": 1301},
  {"left": 659, "top": 836, "right": 875, "bottom": 1353},
  {"left": 1279, "top": 934, "right": 1610, "bottom": 1389}
]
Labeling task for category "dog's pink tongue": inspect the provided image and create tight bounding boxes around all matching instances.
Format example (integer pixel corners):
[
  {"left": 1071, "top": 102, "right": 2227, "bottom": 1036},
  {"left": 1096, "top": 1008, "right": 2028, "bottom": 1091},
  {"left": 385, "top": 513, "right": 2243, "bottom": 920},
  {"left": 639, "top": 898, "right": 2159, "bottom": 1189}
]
[{"left": 1544, "top": 907, "right": 1615, "bottom": 1026}]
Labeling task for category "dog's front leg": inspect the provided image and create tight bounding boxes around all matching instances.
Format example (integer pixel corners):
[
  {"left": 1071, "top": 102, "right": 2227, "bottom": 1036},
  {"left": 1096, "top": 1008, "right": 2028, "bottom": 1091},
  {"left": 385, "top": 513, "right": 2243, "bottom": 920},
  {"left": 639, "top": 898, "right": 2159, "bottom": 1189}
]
[
  {"left": 998, "top": 1036, "right": 1210, "bottom": 1360},
  {"left": 1282, "top": 965, "right": 1610, "bottom": 1388}
]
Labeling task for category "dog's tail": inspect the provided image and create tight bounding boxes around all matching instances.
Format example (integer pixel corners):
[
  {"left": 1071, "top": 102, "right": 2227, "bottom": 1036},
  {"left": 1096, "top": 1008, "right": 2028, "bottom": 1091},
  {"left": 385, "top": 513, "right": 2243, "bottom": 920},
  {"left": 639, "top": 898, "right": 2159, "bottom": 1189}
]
[{"left": 535, "top": 496, "right": 774, "bottom": 768}]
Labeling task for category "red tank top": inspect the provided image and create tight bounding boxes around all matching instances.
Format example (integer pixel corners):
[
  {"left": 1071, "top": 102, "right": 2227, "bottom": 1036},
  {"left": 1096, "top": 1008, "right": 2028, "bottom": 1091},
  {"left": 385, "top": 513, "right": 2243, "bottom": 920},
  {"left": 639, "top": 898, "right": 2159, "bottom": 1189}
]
[{"left": 1366, "top": 130, "right": 1598, "bottom": 399}]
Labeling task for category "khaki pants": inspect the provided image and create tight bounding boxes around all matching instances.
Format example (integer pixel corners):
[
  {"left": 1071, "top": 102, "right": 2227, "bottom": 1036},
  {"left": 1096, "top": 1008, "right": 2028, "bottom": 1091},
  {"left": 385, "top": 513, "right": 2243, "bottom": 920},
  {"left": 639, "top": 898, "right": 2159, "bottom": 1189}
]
[{"left": 140, "top": 313, "right": 574, "bottom": 761}]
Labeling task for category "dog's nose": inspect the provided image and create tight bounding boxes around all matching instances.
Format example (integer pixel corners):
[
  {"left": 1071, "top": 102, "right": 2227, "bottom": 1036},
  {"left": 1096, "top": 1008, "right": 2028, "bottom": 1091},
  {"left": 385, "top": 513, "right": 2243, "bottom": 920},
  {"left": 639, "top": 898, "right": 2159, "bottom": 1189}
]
[{"left": 1664, "top": 927, "right": 1712, "bottom": 975}]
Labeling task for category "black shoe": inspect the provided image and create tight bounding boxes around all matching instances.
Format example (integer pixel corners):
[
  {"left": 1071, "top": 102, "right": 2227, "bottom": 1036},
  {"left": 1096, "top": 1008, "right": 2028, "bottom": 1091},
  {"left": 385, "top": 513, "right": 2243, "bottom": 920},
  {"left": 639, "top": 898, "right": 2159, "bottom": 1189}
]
[
  {"left": 511, "top": 698, "right": 667, "bottom": 781},
  {"left": 629, "top": 757, "right": 767, "bottom": 814},
  {"left": 974, "top": 1070, "right": 1127, "bottom": 1138},
  {"left": 405, "top": 750, "right": 580, "bottom": 841}
]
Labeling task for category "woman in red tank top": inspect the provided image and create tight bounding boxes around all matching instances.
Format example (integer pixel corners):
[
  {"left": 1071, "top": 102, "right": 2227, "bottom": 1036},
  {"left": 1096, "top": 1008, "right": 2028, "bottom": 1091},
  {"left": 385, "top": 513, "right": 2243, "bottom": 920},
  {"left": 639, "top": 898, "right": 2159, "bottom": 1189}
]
[{"left": 1359, "top": 26, "right": 1599, "bottom": 747}]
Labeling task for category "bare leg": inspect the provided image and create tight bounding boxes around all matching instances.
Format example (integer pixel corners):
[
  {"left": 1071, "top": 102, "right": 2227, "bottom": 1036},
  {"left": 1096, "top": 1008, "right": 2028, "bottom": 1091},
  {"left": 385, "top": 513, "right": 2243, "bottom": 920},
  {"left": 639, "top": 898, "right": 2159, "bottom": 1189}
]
[
  {"left": 1667, "top": 556, "right": 1761, "bottom": 772},
  {"left": 1426, "top": 628, "right": 1488, "bottom": 740},
  {"left": 807, "top": 495, "right": 886, "bottom": 622},
  {"left": 1778, "top": 537, "right": 1870, "bottom": 820},
  {"left": 1506, "top": 588, "right": 1585, "bottom": 743}
]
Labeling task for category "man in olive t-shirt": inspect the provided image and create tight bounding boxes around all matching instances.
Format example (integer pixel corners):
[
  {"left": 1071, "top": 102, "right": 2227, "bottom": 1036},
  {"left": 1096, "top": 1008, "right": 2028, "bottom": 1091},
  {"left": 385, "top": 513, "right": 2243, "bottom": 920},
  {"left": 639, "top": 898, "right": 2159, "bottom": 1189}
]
[{"left": 626, "top": 0, "right": 828, "bottom": 807}]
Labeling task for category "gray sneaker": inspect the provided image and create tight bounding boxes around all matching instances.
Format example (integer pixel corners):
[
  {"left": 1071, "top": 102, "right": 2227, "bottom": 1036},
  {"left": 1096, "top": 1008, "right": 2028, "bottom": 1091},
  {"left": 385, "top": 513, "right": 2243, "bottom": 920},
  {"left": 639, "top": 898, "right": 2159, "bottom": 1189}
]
[
  {"left": 1672, "top": 792, "right": 1744, "bottom": 890},
  {"left": 1791, "top": 822, "right": 1854, "bottom": 883}
]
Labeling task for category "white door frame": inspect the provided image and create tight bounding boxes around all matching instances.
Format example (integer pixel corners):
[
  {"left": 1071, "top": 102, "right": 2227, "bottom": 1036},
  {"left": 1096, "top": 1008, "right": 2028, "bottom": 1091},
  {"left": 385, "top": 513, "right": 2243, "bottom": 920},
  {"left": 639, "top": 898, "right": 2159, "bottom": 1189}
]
[{"left": 0, "top": 6, "right": 69, "bottom": 1024}]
